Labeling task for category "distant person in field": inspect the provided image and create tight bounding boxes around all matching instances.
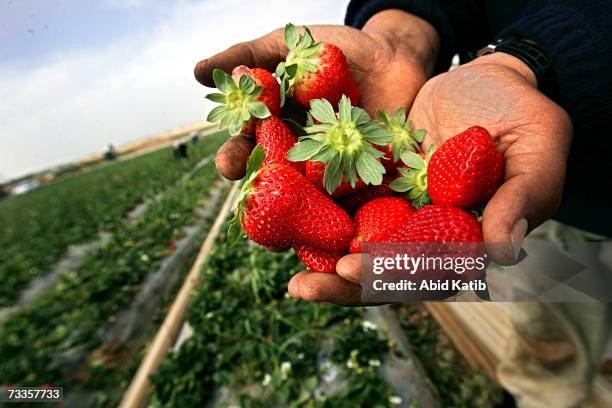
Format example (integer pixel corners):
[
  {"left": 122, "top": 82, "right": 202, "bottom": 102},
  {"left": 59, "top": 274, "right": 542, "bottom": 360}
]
[
  {"left": 194, "top": 1, "right": 612, "bottom": 407},
  {"left": 172, "top": 141, "right": 189, "bottom": 159}
]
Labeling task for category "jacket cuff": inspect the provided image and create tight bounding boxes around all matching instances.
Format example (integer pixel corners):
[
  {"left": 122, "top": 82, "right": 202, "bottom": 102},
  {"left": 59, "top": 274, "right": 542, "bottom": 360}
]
[{"left": 345, "top": 0, "right": 456, "bottom": 74}]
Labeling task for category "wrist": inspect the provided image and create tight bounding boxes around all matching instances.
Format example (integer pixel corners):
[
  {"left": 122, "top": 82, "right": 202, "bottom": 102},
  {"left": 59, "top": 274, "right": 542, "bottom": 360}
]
[
  {"left": 362, "top": 9, "right": 439, "bottom": 76},
  {"left": 471, "top": 52, "right": 538, "bottom": 88}
]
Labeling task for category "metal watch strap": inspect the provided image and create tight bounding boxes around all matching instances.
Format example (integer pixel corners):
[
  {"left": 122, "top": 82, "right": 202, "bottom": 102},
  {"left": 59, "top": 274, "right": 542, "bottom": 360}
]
[{"left": 477, "top": 38, "right": 557, "bottom": 99}]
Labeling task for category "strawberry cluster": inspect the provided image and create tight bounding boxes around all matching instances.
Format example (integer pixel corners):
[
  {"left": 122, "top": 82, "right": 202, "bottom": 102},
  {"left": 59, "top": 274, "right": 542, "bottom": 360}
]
[{"left": 206, "top": 24, "right": 504, "bottom": 273}]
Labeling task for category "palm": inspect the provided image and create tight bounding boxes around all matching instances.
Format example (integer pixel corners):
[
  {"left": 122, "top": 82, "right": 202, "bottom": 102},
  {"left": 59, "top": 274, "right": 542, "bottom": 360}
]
[{"left": 408, "top": 61, "right": 572, "bottom": 245}]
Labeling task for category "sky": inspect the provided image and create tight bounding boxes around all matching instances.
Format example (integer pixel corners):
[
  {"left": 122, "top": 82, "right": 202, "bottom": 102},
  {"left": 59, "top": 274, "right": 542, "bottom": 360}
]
[{"left": 0, "top": 0, "right": 347, "bottom": 181}]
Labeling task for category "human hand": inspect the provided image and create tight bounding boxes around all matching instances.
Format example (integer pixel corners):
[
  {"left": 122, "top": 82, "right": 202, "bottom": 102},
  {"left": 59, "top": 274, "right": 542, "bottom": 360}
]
[
  {"left": 289, "top": 52, "right": 573, "bottom": 306},
  {"left": 194, "top": 10, "right": 439, "bottom": 180},
  {"left": 409, "top": 52, "right": 572, "bottom": 264}
]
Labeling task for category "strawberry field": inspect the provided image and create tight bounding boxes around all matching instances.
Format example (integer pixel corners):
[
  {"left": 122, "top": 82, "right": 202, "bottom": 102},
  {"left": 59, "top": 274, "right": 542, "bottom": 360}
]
[{"left": 0, "top": 133, "right": 227, "bottom": 307}]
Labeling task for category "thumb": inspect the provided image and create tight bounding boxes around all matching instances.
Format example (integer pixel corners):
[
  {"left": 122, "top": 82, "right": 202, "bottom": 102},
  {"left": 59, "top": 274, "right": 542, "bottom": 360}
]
[
  {"left": 482, "top": 173, "right": 562, "bottom": 265},
  {"left": 194, "top": 29, "right": 286, "bottom": 87}
]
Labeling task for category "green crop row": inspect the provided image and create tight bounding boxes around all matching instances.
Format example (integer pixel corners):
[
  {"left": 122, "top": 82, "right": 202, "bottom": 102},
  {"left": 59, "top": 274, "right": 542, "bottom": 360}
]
[
  {"left": 0, "top": 160, "right": 223, "bottom": 397},
  {"left": 0, "top": 131, "right": 228, "bottom": 306},
  {"left": 149, "top": 232, "right": 398, "bottom": 408}
]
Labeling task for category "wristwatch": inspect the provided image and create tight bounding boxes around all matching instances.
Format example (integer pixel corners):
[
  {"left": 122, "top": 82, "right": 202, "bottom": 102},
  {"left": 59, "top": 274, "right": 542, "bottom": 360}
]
[{"left": 477, "top": 37, "right": 557, "bottom": 99}]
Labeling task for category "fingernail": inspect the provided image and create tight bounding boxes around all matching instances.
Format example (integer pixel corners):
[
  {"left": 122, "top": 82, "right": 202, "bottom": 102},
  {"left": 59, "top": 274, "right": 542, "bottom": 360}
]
[{"left": 511, "top": 218, "right": 528, "bottom": 262}]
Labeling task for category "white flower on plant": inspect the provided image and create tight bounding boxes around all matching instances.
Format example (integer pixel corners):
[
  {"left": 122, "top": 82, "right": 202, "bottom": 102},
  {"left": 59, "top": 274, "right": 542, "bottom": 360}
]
[
  {"left": 297, "top": 353, "right": 305, "bottom": 360},
  {"left": 346, "top": 359, "right": 358, "bottom": 370},
  {"left": 368, "top": 359, "right": 381, "bottom": 367},
  {"left": 204, "top": 312, "right": 214, "bottom": 319},
  {"left": 389, "top": 395, "right": 402, "bottom": 405},
  {"left": 262, "top": 373, "right": 271, "bottom": 386},
  {"left": 140, "top": 254, "right": 150, "bottom": 262},
  {"left": 280, "top": 361, "right": 292, "bottom": 380},
  {"left": 362, "top": 320, "right": 377, "bottom": 331}
]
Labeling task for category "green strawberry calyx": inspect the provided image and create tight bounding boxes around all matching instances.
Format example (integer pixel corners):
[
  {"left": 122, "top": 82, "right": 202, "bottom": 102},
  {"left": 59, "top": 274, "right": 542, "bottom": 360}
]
[
  {"left": 276, "top": 23, "right": 322, "bottom": 106},
  {"left": 227, "top": 144, "right": 266, "bottom": 245},
  {"left": 375, "top": 108, "right": 426, "bottom": 161},
  {"left": 286, "top": 95, "right": 392, "bottom": 194},
  {"left": 206, "top": 68, "right": 271, "bottom": 136},
  {"left": 390, "top": 145, "right": 435, "bottom": 209}
]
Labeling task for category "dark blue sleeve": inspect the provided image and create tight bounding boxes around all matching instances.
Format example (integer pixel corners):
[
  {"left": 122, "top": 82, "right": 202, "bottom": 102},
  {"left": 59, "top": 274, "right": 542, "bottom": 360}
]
[{"left": 497, "top": 0, "right": 612, "bottom": 138}]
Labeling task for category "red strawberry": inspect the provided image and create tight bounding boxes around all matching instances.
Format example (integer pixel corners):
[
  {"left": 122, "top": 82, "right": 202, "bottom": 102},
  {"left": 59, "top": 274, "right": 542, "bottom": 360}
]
[
  {"left": 338, "top": 176, "right": 396, "bottom": 215},
  {"left": 391, "top": 126, "right": 503, "bottom": 210},
  {"left": 385, "top": 205, "right": 485, "bottom": 295},
  {"left": 286, "top": 96, "right": 392, "bottom": 195},
  {"left": 256, "top": 116, "right": 304, "bottom": 173},
  {"left": 428, "top": 126, "right": 503, "bottom": 209},
  {"left": 294, "top": 245, "right": 344, "bottom": 273},
  {"left": 277, "top": 23, "right": 359, "bottom": 108},
  {"left": 375, "top": 108, "right": 425, "bottom": 175},
  {"left": 390, "top": 205, "right": 483, "bottom": 243},
  {"left": 305, "top": 161, "right": 366, "bottom": 198},
  {"left": 349, "top": 197, "right": 415, "bottom": 253},
  {"left": 206, "top": 66, "right": 280, "bottom": 136},
  {"left": 229, "top": 145, "right": 353, "bottom": 261}
]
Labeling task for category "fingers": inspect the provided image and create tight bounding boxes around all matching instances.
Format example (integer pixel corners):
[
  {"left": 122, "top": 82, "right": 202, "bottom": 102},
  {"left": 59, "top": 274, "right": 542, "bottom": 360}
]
[
  {"left": 287, "top": 270, "right": 361, "bottom": 306},
  {"left": 336, "top": 253, "right": 369, "bottom": 284},
  {"left": 483, "top": 174, "right": 561, "bottom": 265},
  {"left": 214, "top": 134, "right": 255, "bottom": 180},
  {"left": 195, "top": 29, "right": 286, "bottom": 87}
]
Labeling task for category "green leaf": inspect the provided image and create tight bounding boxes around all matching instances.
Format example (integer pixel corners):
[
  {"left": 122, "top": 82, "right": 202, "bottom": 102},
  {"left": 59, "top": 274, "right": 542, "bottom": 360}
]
[
  {"left": 362, "top": 126, "right": 393, "bottom": 145},
  {"left": 227, "top": 214, "right": 244, "bottom": 245},
  {"left": 219, "top": 109, "right": 238, "bottom": 128},
  {"left": 284, "top": 23, "right": 299, "bottom": 49},
  {"left": 351, "top": 107, "right": 371, "bottom": 125},
  {"left": 285, "top": 63, "right": 298, "bottom": 79},
  {"left": 302, "top": 43, "right": 321, "bottom": 57},
  {"left": 283, "top": 118, "right": 307, "bottom": 136},
  {"left": 280, "top": 78, "right": 289, "bottom": 107},
  {"left": 393, "top": 107, "right": 407, "bottom": 126},
  {"left": 338, "top": 95, "right": 351, "bottom": 124},
  {"left": 246, "top": 144, "right": 266, "bottom": 179},
  {"left": 239, "top": 75, "right": 256, "bottom": 93},
  {"left": 228, "top": 121, "right": 244, "bottom": 136},
  {"left": 312, "top": 145, "right": 335, "bottom": 162},
  {"left": 212, "top": 69, "right": 233, "bottom": 93},
  {"left": 302, "top": 26, "right": 314, "bottom": 48},
  {"left": 286, "top": 139, "right": 322, "bottom": 161},
  {"left": 343, "top": 157, "right": 357, "bottom": 187},
  {"left": 304, "top": 123, "right": 332, "bottom": 134},
  {"left": 251, "top": 86, "right": 263, "bottom": 98},
  {"left": 275, "top": 62, "right": 286, "bottom": 78},
  {"left": 355, "top": 153, "right": 385, "bottom": 186},
  {"left": 323, "top": 155, "right": 343, "bottom": 193},
  {"left": 375, "top": 109, "right": 390, "bottom": 125},
  {"left": 412, "top": 128, "right": 426, "bottom": 142},
  {"left": 309, "top": 99, "right": 337, "bottom": 124},
  {"left": 248, "top": 102, "right": 271, "bottom": 119},
  {"left": 390, "top": 177, "right": 413, "bottom": 192},
  {"left": 400, "top": 151, "right": 425, "bottom": 169},
  {"left": 364, "top": 143, "right": 385, "bottom": 159},
  {"left": 205, "top": 93, "right": 226, "bottom": 103},
  {"left": 207, "top": 105, "right": 227, "bottom": 123}
]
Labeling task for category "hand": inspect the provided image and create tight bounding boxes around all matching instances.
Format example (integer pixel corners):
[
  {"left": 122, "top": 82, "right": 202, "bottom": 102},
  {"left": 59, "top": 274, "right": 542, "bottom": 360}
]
[
  {"left": 409, "top": 52, "right": 572, "bottom": 264},
  {"left": 194, "top": 10, "right": 439, "bottom": 180},
  {"left": 289, "top": 52, "right": 573, "bottom": 306}
]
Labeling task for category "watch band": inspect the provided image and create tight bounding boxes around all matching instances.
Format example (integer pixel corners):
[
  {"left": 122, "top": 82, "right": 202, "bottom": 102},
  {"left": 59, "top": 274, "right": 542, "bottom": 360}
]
[{"left": 477, "top": 38, "right": 557, "bottom": 99}]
